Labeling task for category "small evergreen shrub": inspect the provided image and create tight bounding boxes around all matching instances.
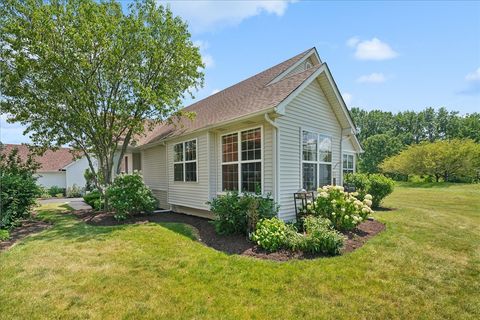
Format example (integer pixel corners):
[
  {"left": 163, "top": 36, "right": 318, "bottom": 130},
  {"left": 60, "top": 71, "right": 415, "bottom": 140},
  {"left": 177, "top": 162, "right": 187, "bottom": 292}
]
[
  {"left": 208, "top": 192, "right": 279, "bottom": 235},
  {"left": 66, "top": 184, "right": 83, "bottom": 197},
  {"left": 106, "top": 172, "right": 157, "bottom": 220},
  {"left": 48, "top": 185, "right": 65, "bottom": 197},
  {"left": 344, "top": 173, "right": 395, "bottom": 208},
  {"left": 314, "top": 185, "right": 373, "bottom": 231}
]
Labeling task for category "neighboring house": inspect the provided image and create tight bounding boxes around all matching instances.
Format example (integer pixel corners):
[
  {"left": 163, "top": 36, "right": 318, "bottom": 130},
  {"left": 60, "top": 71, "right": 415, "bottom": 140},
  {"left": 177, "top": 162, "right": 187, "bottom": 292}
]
[
  {"left": 1, "top": 144, "right": 93, "bottom": 189},
  {"left": 124, "top": 47, "right": 362, "bottom": 220}
]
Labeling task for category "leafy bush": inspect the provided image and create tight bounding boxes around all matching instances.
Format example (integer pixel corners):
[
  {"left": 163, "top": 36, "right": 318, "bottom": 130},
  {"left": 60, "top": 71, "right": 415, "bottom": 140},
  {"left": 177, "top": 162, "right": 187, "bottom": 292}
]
[
  {"left": 344, "top": 173, "right": 395, "bottom": 208},
  {"left": 106, "top": 172, "right": 157, "bottom": 220},
  {"left": 0, "top": 147, "right": 40, "bottom": 228},
  {"left": 208, "top": 192, "right": 279, "bottom": 235},
  {"left": 66, "top": 184, "right": 83, "bottom": 197},
  {"left": 38, "top": 186, "right": 51, "bottom": 199},
  {"left": 251, "top": 218, "right": 288, "bottom": 252},
  {"left": 48, "top": 185, "right": 65, "bottom": 197},
  {"left": 314, "top": 185, "right": 373, "bottom": 231},
  {"left": 301, "top": 216, "right": 345, "bottom": 255},
  {"left": 83, "top": 190, "right": 101, "bottom": 209},
  {"left": 251, "top": 216, "right": 345, "bottom": 255}
]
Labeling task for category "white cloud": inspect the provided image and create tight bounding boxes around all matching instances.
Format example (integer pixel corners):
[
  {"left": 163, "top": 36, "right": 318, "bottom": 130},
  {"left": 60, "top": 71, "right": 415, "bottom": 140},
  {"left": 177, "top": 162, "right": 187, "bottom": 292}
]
[
  {"left": 357, "top": 73, "right": 386, "bottom": 83},
  {"left": 348, "top": 37, "right": 398, "bottom": 60},
  {"left": 465, "top": 67, "right": 480, "bottom": 81},
  {"left": 160, "top": 1, "right": 295, "bottom": 33},
  {"left": 342, "top": 92, "right": 353, "bottom": 106},
  {"left": 193, "top": 40, "right": 214, "bottom": 68},
  {"left": 211, "top": 89, "right": 220, "bottom": 95},
  {"left": 346, "top": 37, "right": 360, "bottom": 48}
]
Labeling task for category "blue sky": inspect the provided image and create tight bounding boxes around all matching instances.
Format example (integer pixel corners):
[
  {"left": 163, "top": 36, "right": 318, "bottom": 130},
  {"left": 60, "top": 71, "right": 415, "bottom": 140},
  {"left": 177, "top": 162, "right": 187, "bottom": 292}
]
[{"left": 2, "top": 0, "right": 479, "bottom": 143}]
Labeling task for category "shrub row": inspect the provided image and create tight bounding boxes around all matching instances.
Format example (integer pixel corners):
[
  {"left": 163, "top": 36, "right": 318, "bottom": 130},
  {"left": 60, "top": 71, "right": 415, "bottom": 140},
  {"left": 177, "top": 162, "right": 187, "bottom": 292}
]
[{"left": 251, "top": 216, "right": 345, "bottom": 255}]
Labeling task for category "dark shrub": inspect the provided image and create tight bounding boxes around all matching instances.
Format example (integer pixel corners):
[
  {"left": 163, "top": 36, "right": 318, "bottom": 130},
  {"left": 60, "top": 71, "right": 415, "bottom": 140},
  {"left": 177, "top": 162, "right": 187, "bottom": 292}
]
[
  {"left": 106, "top": 172, "right": 157, "bottom": 220},
  {"left": 48, "top": 185, "right": 65, "bottom": 197},
  {"left": 83, "top": 190, "right": 101, "bottom": 209},
  {"left": 344, "top": 173, "right": 395, "bottom": 208},
  {"left": 0, "top": 147, "right": 40, "bottom": 228},
  {"left": 208, "top": 192, "right": 279, "bottom": 235}
]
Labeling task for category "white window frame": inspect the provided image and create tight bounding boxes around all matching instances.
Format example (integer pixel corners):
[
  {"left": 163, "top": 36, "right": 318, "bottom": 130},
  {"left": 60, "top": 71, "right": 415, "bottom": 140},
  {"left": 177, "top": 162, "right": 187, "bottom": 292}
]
[
  {"left": 300, "top": 129, "right": 333, "bottom": 191},
  {"left": 342, "top": 152, "right": 356, "bottom": 176},
  {"left": 220, "top": 126, "right": 264, "bottom": 193},
  {"left": 173, "top": 138, "right": 198, "bottom": 183}
]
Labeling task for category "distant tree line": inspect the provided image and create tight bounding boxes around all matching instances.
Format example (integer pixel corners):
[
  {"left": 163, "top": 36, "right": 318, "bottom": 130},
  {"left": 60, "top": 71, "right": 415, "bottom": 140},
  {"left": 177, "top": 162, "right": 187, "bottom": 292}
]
[{"left": 350, "top": 107, "right": 480, "bottom": 178}]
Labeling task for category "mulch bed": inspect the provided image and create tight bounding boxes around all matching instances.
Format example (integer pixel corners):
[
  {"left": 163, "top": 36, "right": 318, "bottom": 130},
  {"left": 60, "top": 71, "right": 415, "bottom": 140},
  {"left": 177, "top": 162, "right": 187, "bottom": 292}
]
[
  {"left": 0, "top": 218, "right": 51, "bottom": 252},
  {"left": 71, "top": 210, "right": 386, "bottom": 261}
]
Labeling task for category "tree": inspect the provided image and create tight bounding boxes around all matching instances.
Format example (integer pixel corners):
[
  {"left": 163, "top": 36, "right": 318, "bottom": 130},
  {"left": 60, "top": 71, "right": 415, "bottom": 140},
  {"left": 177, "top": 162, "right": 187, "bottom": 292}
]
[
  {"left": 358, "top": 134, "right": 403, "bottom": 173},
  {"left": 0, "top": 0, "right": 204, "bottom": 195},
  {"left": 381, "top": 139, "right": 480, "bottom": 182}
]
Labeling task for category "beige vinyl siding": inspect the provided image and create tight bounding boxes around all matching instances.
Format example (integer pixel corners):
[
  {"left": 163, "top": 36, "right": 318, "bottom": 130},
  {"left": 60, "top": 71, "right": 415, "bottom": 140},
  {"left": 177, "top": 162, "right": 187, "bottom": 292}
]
[
  {"left": 215, "top": 120, "right": 274, "bottom": 195},
  {"left": 151, "top": 189, "right": 168, "bottom": 209},
  {"left": 343, "top": 136, "right": 357, "bottom": 152},
  {"left": 285, "top": 57, "right": 316, "bottom": 78},
  {"left": 142, "top": 145, "right": 167, "bottom": 190},
  {"left": 277, "top": 79, "right": 343, "bottom": 221},
  {"left": 167, "top": 132, "right": 210, "bottom": 210}
]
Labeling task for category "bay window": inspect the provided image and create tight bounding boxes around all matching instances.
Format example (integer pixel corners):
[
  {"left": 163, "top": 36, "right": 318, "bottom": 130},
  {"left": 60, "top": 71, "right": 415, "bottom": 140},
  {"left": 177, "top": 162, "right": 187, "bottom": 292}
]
[
  {"left": 173, "top": 139, "right": 197, "bottom": 182},
  {"left": 302, "top": 130, "right": 332, "bottom": 191},
  {"left": 222, "top": 127, "right": 262, "bottom": 192}
]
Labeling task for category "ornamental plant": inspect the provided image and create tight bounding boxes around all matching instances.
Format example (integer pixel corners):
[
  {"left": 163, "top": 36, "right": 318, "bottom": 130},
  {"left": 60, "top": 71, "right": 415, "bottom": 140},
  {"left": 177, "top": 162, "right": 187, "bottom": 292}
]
[
  {"left": 106, "top": 172, "right": 157, "bottom": 220},
  {"left": 314, "top": 185, "right": 373, "bottom": 231},
  {"left": 251, "top": 218, "right": 288, "bottom": 252}
]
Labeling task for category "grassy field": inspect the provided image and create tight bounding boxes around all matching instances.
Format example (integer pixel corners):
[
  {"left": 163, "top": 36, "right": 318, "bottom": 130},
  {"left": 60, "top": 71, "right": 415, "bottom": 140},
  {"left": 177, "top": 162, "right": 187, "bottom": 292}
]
[{"left": 1, "top": 184, "right": 479, "bottom": 319}]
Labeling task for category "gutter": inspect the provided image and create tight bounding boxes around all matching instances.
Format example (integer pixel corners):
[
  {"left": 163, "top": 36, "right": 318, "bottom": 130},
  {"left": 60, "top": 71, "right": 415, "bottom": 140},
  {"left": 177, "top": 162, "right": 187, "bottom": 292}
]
[{"left": 264, "top": 113, "right": 280, "bottom": 203}]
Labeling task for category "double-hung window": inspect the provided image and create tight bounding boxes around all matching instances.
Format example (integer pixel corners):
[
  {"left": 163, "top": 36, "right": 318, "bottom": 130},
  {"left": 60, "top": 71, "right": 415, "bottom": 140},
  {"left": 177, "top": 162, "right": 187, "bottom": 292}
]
[
  {"left": 222, "top": 127, "right": 262, "bottom": 193},
  {"left": 302, "top": 130, "right": 332, "bottom": 191},
  {"left": 173, "top": 139, "right": 197, "bottom": 182},
  {"left": 343, "top": 153, "right": 355, "bottom": 176}
]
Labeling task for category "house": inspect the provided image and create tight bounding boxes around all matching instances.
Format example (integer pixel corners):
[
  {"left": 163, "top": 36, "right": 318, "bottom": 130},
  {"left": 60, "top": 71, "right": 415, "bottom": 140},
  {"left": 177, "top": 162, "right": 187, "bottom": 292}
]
[
  {"left": 1, "top": 144, "right": 93, "bottom": 190},
  {"left": 123, "top": 48, "right": 362, "bottom": 221}
]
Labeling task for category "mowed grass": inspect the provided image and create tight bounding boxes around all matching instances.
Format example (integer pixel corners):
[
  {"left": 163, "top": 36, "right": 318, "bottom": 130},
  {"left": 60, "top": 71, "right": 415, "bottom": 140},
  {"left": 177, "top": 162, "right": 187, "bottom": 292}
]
[{"left": 1, "top": 185, "right": 479, "bottom": 319}]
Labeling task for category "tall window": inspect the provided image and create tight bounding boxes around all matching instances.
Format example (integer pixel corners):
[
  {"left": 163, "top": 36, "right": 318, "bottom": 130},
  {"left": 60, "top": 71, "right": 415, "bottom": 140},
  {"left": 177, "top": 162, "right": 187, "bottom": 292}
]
[
  {"left": 343, "top": 153, "right": 355, "bottom": 176},
  {"left": 173, "top": 139, "right": 197, "bottom": 182},
  {"left": 302, "top": 130, "right": 332, "bottom": 191},
  {"left": 222, "top": 127, "right": 262, "bottom": 192}
]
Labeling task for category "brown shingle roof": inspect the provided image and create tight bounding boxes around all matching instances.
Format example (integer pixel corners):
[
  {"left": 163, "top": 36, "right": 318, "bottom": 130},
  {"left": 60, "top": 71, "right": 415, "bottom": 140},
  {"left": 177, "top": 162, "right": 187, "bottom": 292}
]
[
  {"left": 0, "top": 144, "right": 76, "bottom": 172},
  {"left": 137, "top": 48, "right": 317, "bottom": 146}
]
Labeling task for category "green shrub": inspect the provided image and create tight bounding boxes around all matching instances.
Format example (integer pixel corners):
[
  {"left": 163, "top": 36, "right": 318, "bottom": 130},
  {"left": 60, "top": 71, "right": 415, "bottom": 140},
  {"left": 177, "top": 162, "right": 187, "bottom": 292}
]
[
  {"left": 83, "top": 190, "right": 101, "bottom": 208},
  {"left": 314, "top": 185, "right": 373, "bottom": 231},
  {"left": 251, "top": 218, "right": 288, "bottom": 252},
  {"left": 0, "top": 229, "right": 10, "bottom": 241},
  {"left": 66, "top": 184, "right": 83, "bottom": 197},
  {"left": 106, "top": 172, "right": 157, "bottom": 220},
  {"left": 38, "top": 186, "right": 51, "bottom": 199},
  {"left": 55, "top": 193, "right": 64, "bottom": 198},
  {"left": 301, "top": 216, "right": 345, "bottom": 255},
  {"left": 48, "top": 185, "right": 65, "bottom": 197},
  {"left": 208, "top": 192, "right": 279, "bottom": 235},
  {"left": 367, "top": 174, "right": 395, "bottom": 208},
  {"left": 344, "top": 173, "right": 395, "bottom": 208},
  {"left": 251, "top": 216, "right": 345, "bottom": 255},
  {"left": 0, "top": 147, "right": 40, "bottom": 228}
]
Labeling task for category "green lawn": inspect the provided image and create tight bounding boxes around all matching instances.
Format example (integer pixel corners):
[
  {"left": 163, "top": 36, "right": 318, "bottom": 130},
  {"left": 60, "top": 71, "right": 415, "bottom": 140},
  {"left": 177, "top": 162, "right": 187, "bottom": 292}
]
[{"left": 1, "top": 184, "right": 479, "bottom": 319}]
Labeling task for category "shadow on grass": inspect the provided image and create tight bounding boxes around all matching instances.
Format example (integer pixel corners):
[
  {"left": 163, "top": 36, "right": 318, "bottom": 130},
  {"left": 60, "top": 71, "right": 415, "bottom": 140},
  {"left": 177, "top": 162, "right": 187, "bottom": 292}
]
[{"left": 26, "top": 205, "right": 199, "bottom": 246}]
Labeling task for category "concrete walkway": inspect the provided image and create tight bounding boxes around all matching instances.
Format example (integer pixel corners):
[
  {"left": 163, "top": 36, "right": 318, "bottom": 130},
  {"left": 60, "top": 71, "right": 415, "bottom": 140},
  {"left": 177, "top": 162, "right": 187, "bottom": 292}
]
[{"left": 38, "top": 197, "right": 92, "bottom": 210}]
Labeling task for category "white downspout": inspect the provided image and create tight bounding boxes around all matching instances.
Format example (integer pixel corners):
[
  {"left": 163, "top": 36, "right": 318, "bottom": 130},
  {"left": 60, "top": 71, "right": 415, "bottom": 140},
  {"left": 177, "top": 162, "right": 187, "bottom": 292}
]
[{"left": 264, "top": 113, "right": 279, "bottom": 203}]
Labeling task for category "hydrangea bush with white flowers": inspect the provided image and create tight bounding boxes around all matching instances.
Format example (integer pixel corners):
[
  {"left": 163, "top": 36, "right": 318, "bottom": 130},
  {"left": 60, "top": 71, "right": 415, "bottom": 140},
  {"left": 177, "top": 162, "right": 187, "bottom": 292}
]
[{"left": 314, "top": 185, "right": 373, "bottom": 231}]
